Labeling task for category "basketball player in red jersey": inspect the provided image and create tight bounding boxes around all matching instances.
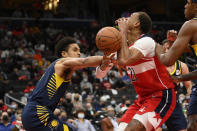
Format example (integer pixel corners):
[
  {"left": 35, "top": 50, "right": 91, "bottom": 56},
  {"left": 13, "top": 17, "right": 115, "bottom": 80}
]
[
  {"left": 156, "top": 0, "right": 197, "bottom": 130},
  {"left": 96, "top": 12, "right": 176, "bottom": 131}
]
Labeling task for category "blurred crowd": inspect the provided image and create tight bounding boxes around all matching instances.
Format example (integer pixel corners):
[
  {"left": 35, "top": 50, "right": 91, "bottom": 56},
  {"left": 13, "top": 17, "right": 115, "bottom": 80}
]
[{"left": 0, "top": 19, "right": 192, "bottom": 131}]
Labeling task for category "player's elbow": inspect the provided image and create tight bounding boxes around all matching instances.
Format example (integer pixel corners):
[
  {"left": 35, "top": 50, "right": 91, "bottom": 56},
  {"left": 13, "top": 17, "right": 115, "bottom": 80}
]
[
  {"left": 118, "top": 58, "right": 127, "bottom": 66},
  {"left": 162, "top": 60, "right": 174, "bottom": 66}
]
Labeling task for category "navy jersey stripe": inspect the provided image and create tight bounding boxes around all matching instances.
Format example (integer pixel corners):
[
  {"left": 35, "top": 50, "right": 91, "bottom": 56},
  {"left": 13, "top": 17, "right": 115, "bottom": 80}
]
[
  {"left": 155, "top": 90, "right": 167, "bottom": 114},
  {"left": 160, "top": 89, "right": 172, "bottom": 118}
]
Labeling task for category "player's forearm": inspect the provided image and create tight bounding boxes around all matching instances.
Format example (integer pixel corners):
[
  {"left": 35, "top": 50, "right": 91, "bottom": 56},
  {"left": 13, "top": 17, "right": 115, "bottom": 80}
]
[
  {"left": 82, "top": 56, "right": 103, "bottom": 67},
  {"left": 63, "top": 56, "right": 103, "bottom": 69},
  {"left": 118, "top": 32, "right": 130, "bottom": 66},
  {"left": 178, "top": 70, "right": 197, "bottom": 81},
  {"left": 158, "top": 53, "right": 176, "bottom": 66}
]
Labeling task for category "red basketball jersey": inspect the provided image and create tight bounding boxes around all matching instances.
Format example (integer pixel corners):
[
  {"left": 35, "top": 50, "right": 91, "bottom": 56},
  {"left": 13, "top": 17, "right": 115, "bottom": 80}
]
[{"left": 126, "top": 36, "right": 174, "bottom": 97}]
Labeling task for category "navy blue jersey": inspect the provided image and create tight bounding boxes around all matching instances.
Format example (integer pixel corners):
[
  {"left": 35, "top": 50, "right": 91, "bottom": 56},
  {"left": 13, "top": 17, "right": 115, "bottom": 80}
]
[
  {"left": 22, "top": 59, "right": 76, "bottom": 131},
  {"left": 28, "top": 60, "right": 70, "bottom": 111}
]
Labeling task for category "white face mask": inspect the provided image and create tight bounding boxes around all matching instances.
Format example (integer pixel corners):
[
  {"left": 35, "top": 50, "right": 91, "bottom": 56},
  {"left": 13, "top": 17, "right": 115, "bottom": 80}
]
[{"left": 78, "top": 113, "right": 85, "bottom": 119}]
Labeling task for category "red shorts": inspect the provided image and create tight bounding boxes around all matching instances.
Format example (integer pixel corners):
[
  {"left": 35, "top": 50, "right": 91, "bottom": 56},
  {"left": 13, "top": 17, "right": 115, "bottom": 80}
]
[{"left": 120, "top": 88, "right": 176, "bottom": 131}]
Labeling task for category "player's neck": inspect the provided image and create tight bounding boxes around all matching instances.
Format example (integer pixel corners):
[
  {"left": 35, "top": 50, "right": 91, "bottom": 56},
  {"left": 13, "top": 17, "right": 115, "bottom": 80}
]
[{"left": 127, "top": 30, "right": 142, "bottom": 45}]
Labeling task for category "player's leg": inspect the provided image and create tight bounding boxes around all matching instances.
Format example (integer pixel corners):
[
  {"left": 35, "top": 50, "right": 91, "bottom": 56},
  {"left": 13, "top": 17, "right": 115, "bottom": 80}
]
[
  {"left": 125, "top": 119, "right": 146, "bottom": 131},
  {"left": 130, "top": 88, "right": 176, "bottom": 131},
  {"left": 188, "top": 115, "right": 197, "bottom": 131},
  {"left": 117, "top": 100, "right": 141, "bottom": 131},
  {"left": 188, "top": 86, "right": 197, "bottom": 131},
  {"left": 156, "top": 127, "right": 162, "bottom": 131},
  {"left": 165, "top": 101, "right": 187, "bottom": 131}
]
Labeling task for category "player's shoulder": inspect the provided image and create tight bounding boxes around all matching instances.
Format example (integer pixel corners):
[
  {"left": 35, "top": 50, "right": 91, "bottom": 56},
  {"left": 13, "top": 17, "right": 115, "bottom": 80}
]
[
  {"left": 141, "top": 36, "right": 154, "bottom": 41},
  {"left": 55, "top": 58, "right": 71, "bottom": 64},
  {"left": 183, "top": 20, "right": 197, "bottom": 29},
  {"left": 136, "top": 36, "right": 155, "bottom": 45}
]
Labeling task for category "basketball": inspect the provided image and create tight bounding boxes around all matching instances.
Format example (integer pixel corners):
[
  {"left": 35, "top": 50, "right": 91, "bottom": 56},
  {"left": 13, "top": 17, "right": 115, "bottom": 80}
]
[{"left": 96, "top": 26, "right": 122, "bottom": 55}]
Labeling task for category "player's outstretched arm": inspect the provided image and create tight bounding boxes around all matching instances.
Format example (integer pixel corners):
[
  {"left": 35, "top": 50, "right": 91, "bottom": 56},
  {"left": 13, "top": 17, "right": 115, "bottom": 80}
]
[
  {"left": 61, "top": 56, "right": 103, "bottom": 69},
  {"left": 156, "top": 21, "right": 193, "bottom": 66},
  {"left": 176, "top": 70, "right": 197, "bottom": 82}
]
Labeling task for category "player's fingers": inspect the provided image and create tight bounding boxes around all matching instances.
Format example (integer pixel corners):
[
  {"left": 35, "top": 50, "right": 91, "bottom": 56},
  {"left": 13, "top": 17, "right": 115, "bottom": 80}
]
[
  {"left": 103, "top": 55, "right": 107, "bottom": 60},
  {"left": 111, "top": 59, "right": 117, "bottom": 64},
  {"left": 110, "top": 54, "right": 115, "bottom": 59}
]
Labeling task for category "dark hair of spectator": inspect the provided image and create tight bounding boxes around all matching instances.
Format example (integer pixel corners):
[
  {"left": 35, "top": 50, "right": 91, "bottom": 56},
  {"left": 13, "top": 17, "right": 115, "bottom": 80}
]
[
  {"left": 76, "top": 109, "right": 85, "bottom": 114},
  {"left": 138, "top": 12, "right": 152, "bottom": 34},
  {"left": 55, "top": 37, "right": 76, "bottom": 57}
]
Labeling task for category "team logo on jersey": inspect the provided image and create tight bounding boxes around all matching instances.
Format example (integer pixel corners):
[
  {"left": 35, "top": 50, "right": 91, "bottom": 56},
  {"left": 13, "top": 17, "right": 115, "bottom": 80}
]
[
  {"left": 148, "top": 112, "right": 162, "bottom": 128},
  {"left": 175, "top": 70, "right": 181, "bottom": 75},
  {"left": 127, "top": 67, "right": 137, "bottom": 82},
  {"left": 139, "top": 107, "right": 146, "bottom": 113},
  {"left": 49, "top": 119, "right": 59, "bottom": 129}
]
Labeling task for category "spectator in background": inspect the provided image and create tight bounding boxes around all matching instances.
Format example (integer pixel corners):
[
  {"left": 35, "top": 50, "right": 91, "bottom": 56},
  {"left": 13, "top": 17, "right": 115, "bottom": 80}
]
[
  {"left": 0, "top": 99, "right": 7, "bottom": 111},
  {"left": 72, "top": 93, "right": 83, "bottom": 109},
  {"left": 7, "top": 108, "right": 16, "bottom": 123},
  {"left": 85, "top": 102, "right": 95, "bottom": 122},
  {"left": 59, "top": 111, "right": 67, "bottom": 123},
  {"left": 101, "top": 106, "right": 120, "bottom": 131},
  {"left": 75, "top": 109, "right": 96, "bottom": 131},
  {"left": 24, "top": 81, "right": 35, "bottom": 94},
  {"left": 62, "top": 93, "right": 74, "bottom": 117},
  {"left": 0, "top": 111, "right": 14, "bottom": 131},
  {"left": 18, "top": 64, "right": 31, "bottom": 80},
  {"left": 53, "top": 108, "right": 61, "bottom": 117}
]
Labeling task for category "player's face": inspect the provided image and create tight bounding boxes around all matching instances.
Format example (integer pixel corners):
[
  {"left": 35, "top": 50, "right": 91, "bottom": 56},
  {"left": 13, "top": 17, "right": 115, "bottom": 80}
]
[
  {"left": 184, "top": 0, "right": 196, "bottom": 19},
  {"left": 163, "top": 42, "right": 172, "bottom": 52},
  {"left": 128, "top": 12, "right": 140, "bottom": 30},
  {"left": 63, "top": 43, "right": 81, "bottom": 58}
]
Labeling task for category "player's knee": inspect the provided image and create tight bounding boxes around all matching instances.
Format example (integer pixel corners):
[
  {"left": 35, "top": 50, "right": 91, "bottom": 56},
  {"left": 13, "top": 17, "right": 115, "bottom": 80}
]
[
  {"left": 117, "top": 122, "right": 128, "bottom": 131},
  {"left": 125, "top": 119, "right": 146, "bottom": 131},
  {"left": 188, "top": 115, "right": 197, "bottom": 131},
  {"left": 188, "top": 123, "right": 197, "bottom": 131}
]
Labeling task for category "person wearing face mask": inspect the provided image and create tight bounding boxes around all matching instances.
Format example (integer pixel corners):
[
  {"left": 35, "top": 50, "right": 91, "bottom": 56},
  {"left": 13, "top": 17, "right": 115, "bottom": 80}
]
[
  {"left": 101, "top": 106, "right": 120, "bottom": 131},
  {"left": 85, "top": 103, "right": 95, "bottom": 121},
  {"left": 0, "top": 111, "right": 14, "bottom": 131},
  {"left": 75, "top": 109, "right": 96, "bottom": 131}
]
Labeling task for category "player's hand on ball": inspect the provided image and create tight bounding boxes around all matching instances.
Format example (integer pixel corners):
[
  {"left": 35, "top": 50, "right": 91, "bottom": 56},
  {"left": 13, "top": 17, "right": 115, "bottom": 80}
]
[
  {"left": 100, "top": 54, "right": 116, "bottom": 71},
  {"left": 167, "top": 30, "right": 177, "bottom": 42},
  {"left": 115, "top": 17, "right": 129, "bottom": 34}
]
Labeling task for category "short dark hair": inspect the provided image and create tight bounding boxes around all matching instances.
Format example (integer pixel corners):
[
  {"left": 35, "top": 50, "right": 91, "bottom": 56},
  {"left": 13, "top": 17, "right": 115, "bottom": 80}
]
[
  {"left": 76, "top": 109, "right": 85, "bottom": 114},
  {"left": 55, "top": 37, "right": 76, "bottom": 57},
  {"left": 138, "top": 12, "right": 152, "bottom": 34},
  {"left": 161, "top": 39, "right": 169, "bottom": 45}
]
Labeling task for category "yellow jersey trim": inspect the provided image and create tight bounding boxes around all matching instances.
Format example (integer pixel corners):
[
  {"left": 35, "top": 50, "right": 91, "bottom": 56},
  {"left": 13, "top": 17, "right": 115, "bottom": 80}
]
[
  {"left": 170, "top": 62, "right": 177, "bottom": 75},
  {"left": 191, "top": 44, "right": 197, "bottom": 56},
  {"left": 63, "top": 124, "right": 69, "bottom": 131}
]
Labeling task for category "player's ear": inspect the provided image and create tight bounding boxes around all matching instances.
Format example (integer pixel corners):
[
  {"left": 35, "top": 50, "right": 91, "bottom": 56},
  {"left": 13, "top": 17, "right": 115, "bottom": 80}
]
[
  {"left": 134, "top": 21, "right": 140, "bottom": 28},
  {"left": 61, "top": 51, "right": 68, "bottom": 57}
]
